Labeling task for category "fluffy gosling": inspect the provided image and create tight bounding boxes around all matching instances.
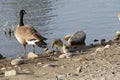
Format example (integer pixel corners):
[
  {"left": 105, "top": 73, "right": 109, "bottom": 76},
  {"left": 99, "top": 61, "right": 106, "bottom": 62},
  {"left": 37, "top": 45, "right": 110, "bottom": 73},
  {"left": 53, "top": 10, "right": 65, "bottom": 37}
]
[{"left": 51, "top": 38, "right": 63, "bottom": 51}]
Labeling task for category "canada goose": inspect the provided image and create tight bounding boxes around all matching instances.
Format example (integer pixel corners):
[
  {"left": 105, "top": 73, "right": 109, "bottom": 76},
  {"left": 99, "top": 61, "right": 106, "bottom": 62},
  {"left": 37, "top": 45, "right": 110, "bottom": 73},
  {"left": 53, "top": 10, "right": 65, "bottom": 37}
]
[
  {"left": 114, "top": 31, "right": 120, "bottom": 42},
  {"left": 64, "top": 34, "right": 71, "bottom": 41},
  {"left": 51, "top": 38, "right": 63, "bottom": 51},
  {"left": 68, "top": 31, "right": 86, "bottom": 47},
  {"left": 62, "top": 44, "right": 70, "bottom": 53},
  {"left": 118, "top": 12, "right": 120, "bottom": 21},
  {"left": 14, "top": 10, "right": 47, "bottom": 54}
]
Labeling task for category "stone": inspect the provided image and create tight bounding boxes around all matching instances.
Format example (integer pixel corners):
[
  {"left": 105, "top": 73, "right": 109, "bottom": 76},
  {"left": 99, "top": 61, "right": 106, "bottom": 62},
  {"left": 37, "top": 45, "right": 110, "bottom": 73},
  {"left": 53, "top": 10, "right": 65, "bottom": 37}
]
[
  {"left": 0, "top": 54, "right": 5, "bottom": 59},
  {"left": 11, "top": 58, "right": 24, "bottom": 65},
  {"left": 37, "top": 62, "right": 42, "bottom": 65},
  {"left": 95, "top": 47, "right": 105, "bottom": 52},
  {"left": 5, "top": 69, "right": 17, "bottom": 77},
  {"left": 76, "top": 66, "right": 82, "bottom": 73},
  {"left": 27, "top": 52, "right": 39, "bottom": 59},
  {"left": 43, "top": 64, "right": 58, "bottom": 67},
  {"left": 104, "top": 44, "right": 110, "bottom": 49},
  {"left": 59, "top": 53, "right": 73, "bottom": 58},
  {"left": 68, "top": 31, "right": 86, "bottom": 47},
  {"left": 1, "top": 67, "right": 6, "bottom": 71},
  {"left": 56, "top": 74, "right": 67, "bottom": 80}
]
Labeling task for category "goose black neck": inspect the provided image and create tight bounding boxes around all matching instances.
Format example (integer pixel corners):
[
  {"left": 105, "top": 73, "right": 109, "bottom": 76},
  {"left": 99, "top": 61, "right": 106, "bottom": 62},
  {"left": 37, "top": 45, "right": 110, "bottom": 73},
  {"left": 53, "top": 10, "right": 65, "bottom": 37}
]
[{"left": 19, "top": 14, "right": 24, "bottom": 26}]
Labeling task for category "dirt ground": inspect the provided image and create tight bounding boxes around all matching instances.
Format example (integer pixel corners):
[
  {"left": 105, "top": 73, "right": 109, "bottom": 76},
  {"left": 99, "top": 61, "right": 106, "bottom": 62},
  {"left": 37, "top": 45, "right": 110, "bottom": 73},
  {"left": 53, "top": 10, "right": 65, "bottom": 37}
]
[{"left": 0, "top": 43, "right": 120, "bottom": 80}]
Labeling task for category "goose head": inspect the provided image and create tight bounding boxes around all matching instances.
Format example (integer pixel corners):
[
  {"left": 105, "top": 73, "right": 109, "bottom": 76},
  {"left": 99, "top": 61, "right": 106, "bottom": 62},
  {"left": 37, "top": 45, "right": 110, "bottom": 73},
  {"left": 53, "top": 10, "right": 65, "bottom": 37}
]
[{"left": 19, "top": 10, "right": 27, "bottom": 16}]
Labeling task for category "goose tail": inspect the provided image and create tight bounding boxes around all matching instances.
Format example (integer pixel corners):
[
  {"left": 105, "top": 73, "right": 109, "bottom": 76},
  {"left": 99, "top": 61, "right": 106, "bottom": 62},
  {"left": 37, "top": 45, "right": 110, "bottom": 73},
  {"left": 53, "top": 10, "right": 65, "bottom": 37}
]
[{"left": 36, "top": 41, "right": 47, "bottom": 48}]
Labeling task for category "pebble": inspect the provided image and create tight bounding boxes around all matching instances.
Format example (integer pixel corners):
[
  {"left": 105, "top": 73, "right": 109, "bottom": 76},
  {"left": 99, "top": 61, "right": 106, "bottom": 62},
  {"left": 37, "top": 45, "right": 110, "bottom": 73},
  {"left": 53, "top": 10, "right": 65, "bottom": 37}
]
[
  {"left": 59, "top": 53, "right": 73, "bottom": 58},
  {"left": 5, "top": 69, "right": 17, "bottom": 77},
  {"left": 27, "top": 52, "right": 39, "bottom": 59},
  {"left": 1, "top": 67, "right": 6, "bottom": 71},
  {"left": 11, "top": 58, "right": 24, "bottom": 65},
  {"left": 95, "top": 47, "right": 105, "bottom": 52},
  {"left": 0, "top": 53, "right": 5, "bottom": 59},
  {"left": 56, "top": 74, "right": 67, "bottom": 80},
  {"left": 76, "top": 66, "right": 82, "bottom": 73},
  {"left": 22, "top": 69, "right": 33, "bottom": 74},
  {"left": 91, "top": 53, "right": 97, "bottom": 55},
  {"left": 43, "top": 64, "right": 58, "bottom": 67},
  {"left": 104, "top": 44, "right": 110, "bottom": 49},
  {"left": 37, "top": 62, "right": 42, "bottom": 65},
  {"left": 61, "top": 65, "right": 66, "bottom": 68}
]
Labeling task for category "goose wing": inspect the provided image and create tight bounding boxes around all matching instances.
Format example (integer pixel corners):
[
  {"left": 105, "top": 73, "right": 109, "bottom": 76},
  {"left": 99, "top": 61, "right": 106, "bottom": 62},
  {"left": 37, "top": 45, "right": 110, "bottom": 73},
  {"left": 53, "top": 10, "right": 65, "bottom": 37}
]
[{"left": 21, "top": 25, "right": 47, "bottom": 41}]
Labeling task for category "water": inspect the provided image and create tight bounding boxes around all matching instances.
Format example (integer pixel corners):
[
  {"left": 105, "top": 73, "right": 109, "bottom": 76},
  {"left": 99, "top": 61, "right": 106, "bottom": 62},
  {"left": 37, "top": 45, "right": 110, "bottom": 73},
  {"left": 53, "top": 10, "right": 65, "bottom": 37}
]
[{"left": 0, "top": 0, "right": 120, "bottom": 58}]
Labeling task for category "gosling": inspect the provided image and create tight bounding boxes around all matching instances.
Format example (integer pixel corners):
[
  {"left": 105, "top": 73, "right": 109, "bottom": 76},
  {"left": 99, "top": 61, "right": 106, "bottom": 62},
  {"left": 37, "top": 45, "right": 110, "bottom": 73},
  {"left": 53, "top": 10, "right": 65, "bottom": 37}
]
[
  {"left": 51, "top": 38, "right": 63, "bottom": 51},
  {"left": 62, "top": 44, "right": 70, "bottom": 53}
]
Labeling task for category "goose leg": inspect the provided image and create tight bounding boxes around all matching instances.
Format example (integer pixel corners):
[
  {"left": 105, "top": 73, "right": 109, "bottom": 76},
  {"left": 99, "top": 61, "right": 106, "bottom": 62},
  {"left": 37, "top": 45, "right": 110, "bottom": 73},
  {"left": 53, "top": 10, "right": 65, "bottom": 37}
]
[
  {"left": 23, "top": 45, "right": 26, "bottom": 54},
  {"left": 56, "top": 47, "right": 59, "bottom": 52},
  {"left": 32, "top": 45, "right": 35, "bottom": 53}
]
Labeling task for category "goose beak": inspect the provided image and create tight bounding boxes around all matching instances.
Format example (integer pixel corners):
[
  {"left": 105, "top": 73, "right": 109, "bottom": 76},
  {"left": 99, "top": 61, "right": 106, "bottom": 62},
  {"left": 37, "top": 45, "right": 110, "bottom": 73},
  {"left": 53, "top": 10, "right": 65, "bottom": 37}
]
[{"left": 24, "top": 11, "right": 27, "bottom": 14}]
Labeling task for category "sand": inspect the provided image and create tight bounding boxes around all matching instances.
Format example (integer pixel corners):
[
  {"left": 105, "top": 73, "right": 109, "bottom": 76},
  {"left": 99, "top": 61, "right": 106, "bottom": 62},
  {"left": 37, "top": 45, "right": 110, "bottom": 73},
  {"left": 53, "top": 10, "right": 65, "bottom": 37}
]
[{"left": 0, "top": 43, "right": 120, "bottom": 80}]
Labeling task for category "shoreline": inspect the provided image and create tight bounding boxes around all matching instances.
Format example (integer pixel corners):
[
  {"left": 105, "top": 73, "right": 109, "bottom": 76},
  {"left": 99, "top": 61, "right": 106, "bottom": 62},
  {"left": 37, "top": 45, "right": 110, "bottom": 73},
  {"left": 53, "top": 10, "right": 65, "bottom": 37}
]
[{"left": 0, "top": 43, "right": 120, "bottom": 80}]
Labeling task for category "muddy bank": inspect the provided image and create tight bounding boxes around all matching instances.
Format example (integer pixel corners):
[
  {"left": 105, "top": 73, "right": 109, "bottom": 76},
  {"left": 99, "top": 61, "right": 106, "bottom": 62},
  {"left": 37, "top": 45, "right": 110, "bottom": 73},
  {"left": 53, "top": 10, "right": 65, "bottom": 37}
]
[{"left": 0, "top": 43, "right": 119, "bottom": 80}]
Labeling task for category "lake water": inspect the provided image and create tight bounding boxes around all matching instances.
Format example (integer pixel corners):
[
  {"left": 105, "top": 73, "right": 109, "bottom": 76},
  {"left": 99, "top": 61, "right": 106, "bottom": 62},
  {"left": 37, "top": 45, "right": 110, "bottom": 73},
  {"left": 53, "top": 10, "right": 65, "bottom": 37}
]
[{"left": 0, "top": 0, "right": 120, "bottom": 58}]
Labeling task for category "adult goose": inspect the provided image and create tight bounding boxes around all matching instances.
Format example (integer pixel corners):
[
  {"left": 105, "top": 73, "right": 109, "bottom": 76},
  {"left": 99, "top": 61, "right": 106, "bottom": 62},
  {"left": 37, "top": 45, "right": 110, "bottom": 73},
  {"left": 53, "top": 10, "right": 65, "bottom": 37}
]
[
  {"left": 118, "top": 12, "right": 120, "bottom": 21},
  {"left": 14, "top": 10, "right": 47, "bottom": 54}
]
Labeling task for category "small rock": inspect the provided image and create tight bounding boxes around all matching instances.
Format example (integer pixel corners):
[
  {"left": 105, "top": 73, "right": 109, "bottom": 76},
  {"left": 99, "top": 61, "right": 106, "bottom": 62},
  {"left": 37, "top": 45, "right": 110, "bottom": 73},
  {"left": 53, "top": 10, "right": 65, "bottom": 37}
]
[
  {"left": 61, "top": 65, "right": 66, "bottom": 68},
  {"left": 22, "top": 69, "right": 33, "bottom": 74},
  {"left": 11, "top": 58, "right": 24, "bottom": 65},
  {"left": 59, "top": 53, "right": 73, "bottom": 58},
  {"left": 27, "top": 52, "right": 38, "bottom": 59},
  {"left": 7, "top": 67, "right": 12, "bottom": 69},
  {"left": 57, "top": 74, "right": 67, "bottom": 80},
  {"left": 104, "top": 44, "right": 110, "bottom": 49},
  {"left": 76, "top": 66, "right": 82, "bottom": 73},
  {"left": 91, "top": 53, "right": 97, "bottom": 55},
  {"left": 1, "top": 67, "right": 6, "bottom": 71},
  {"left": 95, "top": 47, "right": 105, "bottom": 52},
  {"left": 0, "top": 54, "right": 5, "bottom": 59},
  {"left": 5, "top": 69, "right": 17, "bottom": 77},
  {"left": 37, "top": 62, "right": 42, "bottom": 65},
  {"left": 54, "top": 51, "right": 61, "bottom": 54},
  {"left": 43, "top": 64, "right": 58, "bottom": 67}
]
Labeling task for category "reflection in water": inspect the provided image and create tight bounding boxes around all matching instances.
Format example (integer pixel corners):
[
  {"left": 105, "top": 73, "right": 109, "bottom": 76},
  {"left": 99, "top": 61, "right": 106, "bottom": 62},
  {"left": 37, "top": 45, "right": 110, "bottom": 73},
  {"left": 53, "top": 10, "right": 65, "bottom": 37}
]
[
  {"left": 3, "top": 21, "right": 14, "bottom": 40},
  {"left": 3, "top": 27, "right": 14, "bottom": 40}
]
